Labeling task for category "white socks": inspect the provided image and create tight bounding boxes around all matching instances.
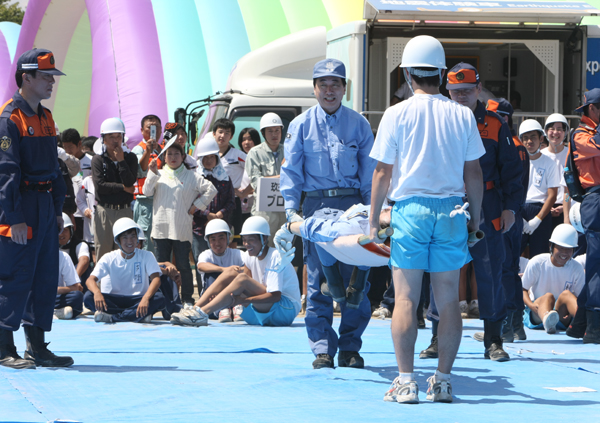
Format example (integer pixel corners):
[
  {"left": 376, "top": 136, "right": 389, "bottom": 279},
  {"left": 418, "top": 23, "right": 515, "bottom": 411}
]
[
  {"left": 398, "top": 372, "right": 414, "bottom": 384},
  {"left": 435, "top": 370, "right": 451, "bottom": 381}
]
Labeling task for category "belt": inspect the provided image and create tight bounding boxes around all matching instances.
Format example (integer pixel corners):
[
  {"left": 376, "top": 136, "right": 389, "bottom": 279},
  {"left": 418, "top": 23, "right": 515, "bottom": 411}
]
[
  {"left": 304, "top": 188, "right": 359, "bottom": 198},
  {"left": 20, "top": 180, "right": 52, "bottom": 192},
  {"left": 485, "top": 181, "right": 495, "bottom": 191},
  {"left": 99, "top": 202, "right": 131, "bottom": 210}
]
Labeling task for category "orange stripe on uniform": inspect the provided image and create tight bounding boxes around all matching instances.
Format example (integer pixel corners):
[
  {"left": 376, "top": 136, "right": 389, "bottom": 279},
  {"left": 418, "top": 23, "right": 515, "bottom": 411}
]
[
  {"left": 0, "top": 224, "right": 33, "bottom": 239},
  {"left": 492, "top": 218, "right": 502, "bottom": 232}
]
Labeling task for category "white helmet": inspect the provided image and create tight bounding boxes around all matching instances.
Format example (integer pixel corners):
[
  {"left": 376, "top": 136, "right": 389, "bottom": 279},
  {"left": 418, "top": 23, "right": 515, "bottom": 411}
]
[
  {"left": 519, "top": 119, "right": 544, "bottom": 138},
  {"left": 240, "top": 216, "right": 270, "bottom": 237},
  {"left": 112, "top": 217, "right": 142, "bottom": 245},
  {"left": 100, "top": 117, "right": 126, "bottom": 135},
  {"left": 260, "top": 113, "right": 283, "bottom": 130},
  {"left": 196, "top": 135, "right": 220, "bottom": 158},
  {"left": 62, "top": 212, "right": 73, "bottom": 229},
  {"left": 549, "top": 224, "right": 578, "bottom": 248},
  {"left": 569, "top": 202, "right": 584, "bottom": 234},
  {"left": 204, "top": 219, "right": 232, "bottom": 242},
  {"left": 400, "top": 35, "right": 446, "bottom": 69},
  {"left": 544, "top": 113, "right": 570, "bottom": 136},
  {"left": 137, "top": 225, "right": 147, "bottom": 242}
]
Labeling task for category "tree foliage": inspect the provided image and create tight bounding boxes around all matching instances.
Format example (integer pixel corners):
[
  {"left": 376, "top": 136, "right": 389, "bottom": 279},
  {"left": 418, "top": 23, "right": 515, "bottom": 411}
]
[{"left": 0, "top": 0, "right": 25, "bottom": 25}]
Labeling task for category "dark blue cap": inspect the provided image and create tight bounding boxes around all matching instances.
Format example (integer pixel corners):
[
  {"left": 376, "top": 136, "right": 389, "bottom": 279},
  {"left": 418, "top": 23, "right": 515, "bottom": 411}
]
[
  {"left": 313, "top": 59, "right": 346, "bottom": 79},
  {"left": 489, "top": 98, "right": 513, "bottom": 116},
  {"left": 575, "top": 88, "right": 600, "bottom": 112},
  {"left": 16, "top": 48, "right": 65, "bottom": 76}
]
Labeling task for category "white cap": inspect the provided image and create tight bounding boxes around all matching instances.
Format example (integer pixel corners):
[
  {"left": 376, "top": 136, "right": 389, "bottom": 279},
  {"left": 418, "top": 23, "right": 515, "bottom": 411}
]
[
  {"left": 240, "top": 216, "right": 270, "bottom": 237},
  {"left": 62, "top": 212, "right": 73, "bottom": 228},
  {"left": 100, "top": 117, "right": 126, "bottom": 135},
  {"left": 549, "top": 224, "right": 578, "bottom": 248},
  {"left": 569, "top": 202, "right": 584, "bottom": 234},
  {"left": 204, "top": 219, "right": 232, "bottom": 242},
  {"left": 196, "top": 136, "right": 220, "bottom": 158},
  {"left": 400, "top": 35, "right": 446, "bottom": 69},
  {"left": 112, "top": 217, "right": 142, "bottom": 245},
  {"left": 519, "top": 119, "right": 544, "bottom": 138},
  {"left": 260, "top": 113, "right": 283, "bottom": 130},
  {"left": 544, "top": 113, "right": 570, "bottom": 135}
]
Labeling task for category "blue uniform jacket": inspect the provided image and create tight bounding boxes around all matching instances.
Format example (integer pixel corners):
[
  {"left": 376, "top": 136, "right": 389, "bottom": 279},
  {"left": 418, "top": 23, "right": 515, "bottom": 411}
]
[
  {"left": 474, "top": 101, "right": 523, "bottom": 214},
  {"left": 280, "top": 104, "right": 376, "bottom": 211},
  {"left": 0, "top": 92, "right": 66, "bottom": 226}
]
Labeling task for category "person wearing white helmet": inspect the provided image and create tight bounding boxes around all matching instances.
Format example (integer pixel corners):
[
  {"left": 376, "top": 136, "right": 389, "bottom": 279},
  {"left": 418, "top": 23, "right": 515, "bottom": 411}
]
[
  {"left": 522, "top": 224, "right": 584, "bottom": 334},
  {"left": 542, "top": 114, "right": 570, "bottom": 229},
  {"left": 519, "top": 120, "right": 561, "bottom": 259},
  {"left": 54, "top": 247, "right": 84, "bottom": 321},
  {"left": 245, "top": 112, "right": 287, "bottom": 244},
  {"left": 171, "top": 216, "right": 300, "bottom": 327},
  {"left": 91, "top": 117, "right": 138, "bottom": 261},
  {"left": 58, "top": 212, "right": 92, "bottom": 286},
  {"left": 196, "top": 219, "right": 245, "bottom": 322},
  {"left": 84, "top": 218, "right": 165, "bottom": 323},
  {"left": 369, "top": 35, "right": 485, "bottom": 403}
]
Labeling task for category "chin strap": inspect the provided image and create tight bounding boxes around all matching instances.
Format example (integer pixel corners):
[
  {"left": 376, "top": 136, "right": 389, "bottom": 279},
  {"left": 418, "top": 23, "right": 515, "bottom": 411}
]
[
  {"left": 404, "top": 67, "right": 443, "bottom": 95},
  {"left": 258, "top": 235, "right": 268, "bottom": 257}
]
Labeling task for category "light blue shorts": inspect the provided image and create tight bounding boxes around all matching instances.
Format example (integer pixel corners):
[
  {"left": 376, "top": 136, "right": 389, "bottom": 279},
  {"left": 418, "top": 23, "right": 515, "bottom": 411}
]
[
  {"left": 523, "top": 308, "right": 567, "bottom": 331},
  {"left": 240, "top": 295, "right": 298, "bottom": 327},
  {"left": 390, "top": 197, "right": 470, "bottom": 273}
]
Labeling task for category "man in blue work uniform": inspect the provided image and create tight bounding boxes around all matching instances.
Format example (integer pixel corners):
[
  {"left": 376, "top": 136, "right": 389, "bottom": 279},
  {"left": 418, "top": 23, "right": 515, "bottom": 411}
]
[
  {"left": 280, "top": 59, "right": 376, "bottom": 369},
  {"left": 0, "top": 49, "right": 74, "bottom": 369},
  {"left": 447, "top": 64, "right": 523, "bottom": 360}
]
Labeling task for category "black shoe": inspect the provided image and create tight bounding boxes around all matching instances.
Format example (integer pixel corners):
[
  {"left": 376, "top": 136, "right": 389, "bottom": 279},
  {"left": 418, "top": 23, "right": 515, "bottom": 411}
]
[
  {"left": 512, "top": 312, "right": 527, "bottom": 341},
  {"left": 567, "top": 306, "right": 587, "bottom": 339},
  {"left": 338, "top": 351, "right": 364, "bottom": 368},
  {"left": 312, "top": 353, "right": 334, "bottom": 369},
  {"left": 0, "top": 330, "right": 35, "bottom": 370},
  {"left": 484, "top": 342, "right": 510, "bottom": 362},
  {"left": 24, "top": 326, "right": 74, "bottom": 368},
  {"left": 583, "top": 310, "right": 600, "bottom": 344},
  {"left": 417, "top": 316, "right": 426, "bottom": 329},
  {"left": 502, "top": 312, "right": 514, "bottom": 344},
  {"left": 419, "top": 335, "right": 438, "bottom": 359}
]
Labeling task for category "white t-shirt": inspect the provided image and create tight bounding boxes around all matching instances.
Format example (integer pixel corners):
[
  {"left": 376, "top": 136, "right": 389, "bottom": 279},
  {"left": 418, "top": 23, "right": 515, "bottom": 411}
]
[
  {"left": 522, "top": 253, "right": 585, "bottom": 301},
  {"left": 370, "top": 94, "right": 485, "bottom": 201},
  {"left": 80, "top": 153, "right": 93, "bottom": 178},
  {"left": 198, "top": 247, "right": 244, "bottom": 268},
  {"left": 519, "top": 256, "right": 529, "bottom": 274},
  {"left": 526, "top": 153, "right": 561, "bottom": 204},
  {"left": 541, "top": 147, "right": 568, "bottom": 203},
  {"left": 59, "top": 251, "right": 80, "bottom": 288},
  {"left": 574, "top": 254, "right": 586, "bottom": 269},
  {"left": 60, "top": 242, "right": 90, "bottom": 263},
  {"left": 91, "top": 249, "right": 161, "bottom": 296},
  {"left": 220, "top": 146, "right": 247, "bottom": 189},
  {"left": 242, "top": 248, "right": 301, "bottom": 314}
]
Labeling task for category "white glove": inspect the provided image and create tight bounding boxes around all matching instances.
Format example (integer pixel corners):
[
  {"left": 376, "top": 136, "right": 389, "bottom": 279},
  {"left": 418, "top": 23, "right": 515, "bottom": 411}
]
[
  {"left": 523, "top": 216, "right": 542, "bottom": 235},
  {"left": 286, "top": 208, "right": 303, "bottom": 223},
  {"left": 522, "top": 218, "right": 530, "bottom": 234},
  {"left": 449, "top": 202, "right": 471, "bottom": 221},
  {"left": 274, "top": 224, "right": 295, "bottom": 253},
  {"left": 272, "top": 247, "right": 296, "bottom": 273}
]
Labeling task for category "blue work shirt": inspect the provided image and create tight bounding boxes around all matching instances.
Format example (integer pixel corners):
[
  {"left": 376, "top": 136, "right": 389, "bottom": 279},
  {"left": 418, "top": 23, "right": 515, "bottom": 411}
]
[
  {"left": 300, "top": 204, "right": 371, "bottom": 243},
  {"left": 280, "top": 104, "right": 376, "bottom": 211}
]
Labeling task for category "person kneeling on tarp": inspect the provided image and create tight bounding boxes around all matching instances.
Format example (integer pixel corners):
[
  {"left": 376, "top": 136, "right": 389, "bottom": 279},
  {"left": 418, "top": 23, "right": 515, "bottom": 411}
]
[
  {"left": 170, "top": 216, "right": 301, "bottom": 327},
  {"left": 84, "top": 218, "right": 165, "bottom": 323},
  {"left": 54, "top": 249, "right": 84, "bottom": 320}
]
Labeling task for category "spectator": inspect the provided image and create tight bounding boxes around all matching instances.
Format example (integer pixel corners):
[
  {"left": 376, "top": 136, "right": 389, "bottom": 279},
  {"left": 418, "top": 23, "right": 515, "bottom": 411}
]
[
  {"left": 522, "top": 224, "right": 584, "bottom": 334},
  {"left": 91, "top": 118, "right": 138, "bottom": 261},
  {"left": 171, "top": 216, "right": 301, "bottom": 327},
  {"left": 81, "top": 136, "right": 97, "bottom": 155},
  {"left": 239, "top": 127, "right": 261, "bottom": 154},
  {"left": 58, "top": 213, "right": 92, "bottom": 287},
  {"left": 132, "top": 114, "right": 163, "bottom": 254},
  {"left": 164, "top": 122, "right": 197, "bottom": 169},
  {"left": 196, "top": 219, "right": 245, "bottom": 322},
  {"left": 245, "top": 113, "right": 287, "bottom": 244},
  {"left": 84, "top": 218, "right": 165, "bottom": 323},
  {"left": 237, "top": 128, "right": 260, "bottom": 225},
  {"left": 55, "top": 250, "right": 84, "bottom": 320},
  {"left": 75, "top": 174, "right": 96, "bottom": 252},
  {"left": 543, "top": 114, "right": 570, "bottom": 231},
  {"left": 63, "top": 128, "right": 92, "bottom": 240},
  {"left": 143, "top": 140, "right": 217, "bottom": 307}
]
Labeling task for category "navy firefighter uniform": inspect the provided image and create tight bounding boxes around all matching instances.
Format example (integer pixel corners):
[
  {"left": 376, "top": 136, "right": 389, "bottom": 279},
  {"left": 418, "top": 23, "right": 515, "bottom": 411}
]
[
  {"left": 0, "top": 93, "right": 66, "bottom": 332},
  {"left": 280, "top": 59, "right": 376, "bottom": 367}
]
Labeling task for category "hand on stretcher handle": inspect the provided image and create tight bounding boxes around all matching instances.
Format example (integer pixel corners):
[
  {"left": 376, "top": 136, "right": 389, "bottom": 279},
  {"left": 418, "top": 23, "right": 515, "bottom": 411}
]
[
  {"left": 467, "top": 230, "right": 485, "bottom": 246},
  {"left": 358, "top": 227, "right": 394, "bottom": 245}
]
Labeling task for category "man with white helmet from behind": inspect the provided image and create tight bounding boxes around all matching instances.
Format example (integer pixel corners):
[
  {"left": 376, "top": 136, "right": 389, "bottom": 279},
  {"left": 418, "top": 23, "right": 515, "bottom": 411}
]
[
  {"left": 171, "top": 216, "right": 300, "bottom": 327},
  {"left": 84, "top": 217, "right": 165, "bottom": 323},
  {"left": 91, "top": 117, "right": 139, "bottom": 261},
  {"left": 245, "top": 113, "right": 287, "bottom": 245},
  {"left": 522, "top": 224, "right": 584, "bottom": 334},
  {"left": 369, "top": 35, "right": 485, "bottom": 403}
]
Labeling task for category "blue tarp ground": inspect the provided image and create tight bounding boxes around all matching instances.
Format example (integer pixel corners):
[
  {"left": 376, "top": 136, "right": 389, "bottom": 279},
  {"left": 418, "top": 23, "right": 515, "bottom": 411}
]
[{"left": 1, "top": 316, "right": 600, "bottom": 423}]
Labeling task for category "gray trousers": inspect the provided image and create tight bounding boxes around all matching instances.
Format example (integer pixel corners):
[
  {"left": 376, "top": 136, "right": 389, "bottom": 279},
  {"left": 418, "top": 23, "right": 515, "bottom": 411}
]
[{"left": 94, "top": 204, "right": 133, "bottom": 262}]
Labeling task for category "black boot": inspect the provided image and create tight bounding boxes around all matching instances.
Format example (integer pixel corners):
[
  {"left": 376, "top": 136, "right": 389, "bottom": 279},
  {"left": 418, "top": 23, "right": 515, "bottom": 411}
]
[
  {"left": 583, "top": 310, "right": 600, "bottom": 344},
  {"left": 419, "top": 320, "right": 438, "bottom": 359},
  {"left": 416, "top": 296, "right": 426, "bottom": 329},
  {"left": 0, "top": 329, "right": 35, "bottom": 369},
  {"left": 321, "top": 265, "right": 346, "bottom": 303},
  {"left": 23, "top": 326, "right": 74, "bottom": 367},
  {"left": 512, "top": 310, "right": 527, "bottom": 341},
  {"left": 566, "top": 306, "right": 587, "bottom": 339},
  {"left": 483, "top": 320, "right": 510, "bottom": 362},
  {"left": 501, "top": 311, "right": 514, "bottom": 344},
  {"left": 346, "top": 267, "right": 369, "bottom": 309}
]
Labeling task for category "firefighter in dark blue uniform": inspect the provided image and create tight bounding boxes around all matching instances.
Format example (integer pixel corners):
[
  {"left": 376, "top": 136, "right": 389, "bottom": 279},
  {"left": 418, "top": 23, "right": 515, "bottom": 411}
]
[
  {"left": 0, "top": 49, "right": 73, "bottom": 369},
  {"left": 447, "top": 64, "right": 523, "bottom": 361}
]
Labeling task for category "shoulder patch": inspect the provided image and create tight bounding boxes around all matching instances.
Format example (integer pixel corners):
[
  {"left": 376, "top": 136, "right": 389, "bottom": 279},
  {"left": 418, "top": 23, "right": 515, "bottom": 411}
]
[
  {"left": 1, "top": 136, "right": 11, "bottom": 151},
  {"left": 28, "top": 126, "right": 34, "bottom": 135},
  {"left": 286, "top": 133, "right": 292, "bottom": 139}
]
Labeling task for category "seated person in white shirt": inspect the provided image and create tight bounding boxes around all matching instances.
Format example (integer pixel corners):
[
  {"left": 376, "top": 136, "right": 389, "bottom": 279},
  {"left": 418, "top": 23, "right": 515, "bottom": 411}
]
[
  {"left": 196, "top": 219, "right": 245, "bottom": 322},
  {"left": 55, "top": 250, "right": 84, "bottom": 320},
  {"left": 58, "top": 213, "right": 92, "bottom": 288},
  {"left": 171, "top": 216, "right": 301, "bottom": 327},
  {"left": 522, "top": 224, "right": 585, "bottom": 334},
  {"left": 84, "top": 218, "right": 165, "bottom": 323}
]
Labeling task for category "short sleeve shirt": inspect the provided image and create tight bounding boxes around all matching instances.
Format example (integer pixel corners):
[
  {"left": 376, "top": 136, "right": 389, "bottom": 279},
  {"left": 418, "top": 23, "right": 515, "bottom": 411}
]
[
  {"left": 91, "top": 249, "right": 161, "bottom": 295},
  {"left": 522, "top": 253, "right": 585, "bottom": 301}
]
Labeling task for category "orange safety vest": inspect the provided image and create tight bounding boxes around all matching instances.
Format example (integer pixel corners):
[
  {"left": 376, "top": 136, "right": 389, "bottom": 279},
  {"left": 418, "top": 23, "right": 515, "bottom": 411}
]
[{"left": 134, "top": 141, "right": 163, "bottom": 198}]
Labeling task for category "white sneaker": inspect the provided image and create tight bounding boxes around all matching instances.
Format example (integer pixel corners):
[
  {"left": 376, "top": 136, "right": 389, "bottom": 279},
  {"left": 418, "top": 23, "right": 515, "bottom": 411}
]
[
  {"left": 384, "top": 377, "right": 419, "bottom": 404},
  {"left": 140, "top": 314, "right": 152, "bottom": 324},
  {"left": 218, "top": 308, "right": 232, "bottom": 323},
  {"left": 426, "top": 375, "right": 453, "bottom": 403},
  {"left": 333, "top": 301, "right": 341, "bottom": 313},
  {"left": 543, "top": 310, "right": 560, "bottom": 334},
  {"left": 171, "top": 307, "right": 208, "bottom": 327},
  {"left": 459, "top": 301, "right": 469, "bottom": 318},
  {"left": 94, "top": 310, "right": 113, "bottom": 323},
  {"left": 81, "top": 306, "right": 94, "bottom": 316},
  {"left": 54, "top": 306, "right": 73, "bottom": 320},
  {"left": 233, "top": 305, "right": 244, "bottom": 322},
  {"left": 372, "top": 306, "right": 392, "bottom": 319}
]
